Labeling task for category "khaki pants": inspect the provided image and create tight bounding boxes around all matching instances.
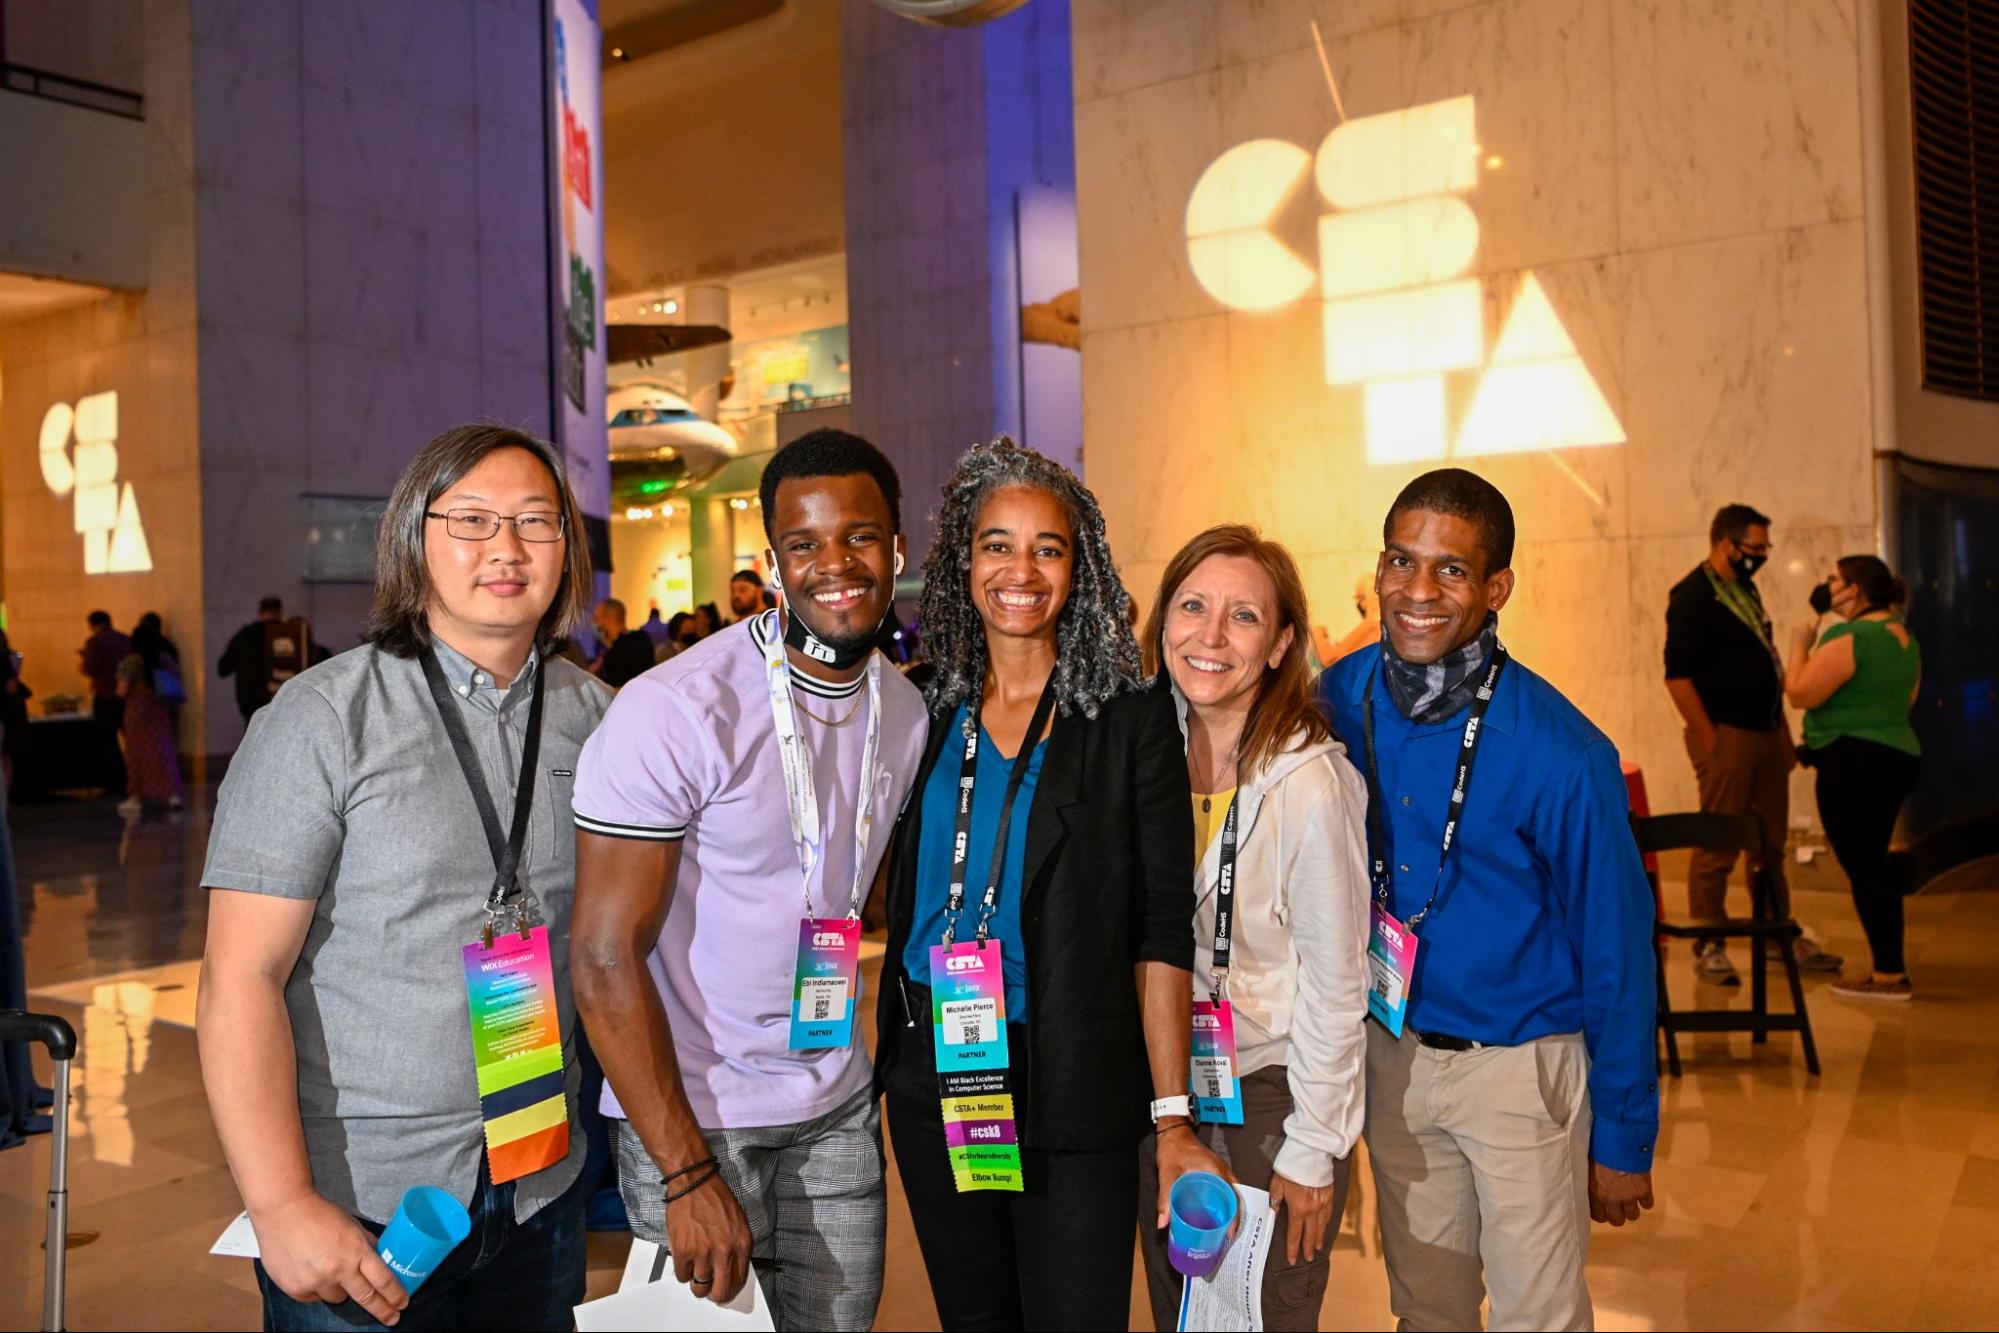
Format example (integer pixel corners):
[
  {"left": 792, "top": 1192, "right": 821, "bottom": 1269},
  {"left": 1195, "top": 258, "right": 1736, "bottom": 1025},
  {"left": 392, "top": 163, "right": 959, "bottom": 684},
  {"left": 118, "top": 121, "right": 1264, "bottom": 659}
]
[
  {"left": 1365, "top": 1023, "right": 1593, "bottom": 1332},
  {"left": 1684, "top": 722, "right": 1794, "bottom": 923}
]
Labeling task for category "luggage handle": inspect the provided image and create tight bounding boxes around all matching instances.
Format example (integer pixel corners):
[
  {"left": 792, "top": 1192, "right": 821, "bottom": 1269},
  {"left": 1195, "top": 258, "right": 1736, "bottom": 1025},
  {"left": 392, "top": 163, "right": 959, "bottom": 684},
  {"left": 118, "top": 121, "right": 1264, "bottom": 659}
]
[{"left": 0, "top": 1009, "right": 77, "bottom": 1062}]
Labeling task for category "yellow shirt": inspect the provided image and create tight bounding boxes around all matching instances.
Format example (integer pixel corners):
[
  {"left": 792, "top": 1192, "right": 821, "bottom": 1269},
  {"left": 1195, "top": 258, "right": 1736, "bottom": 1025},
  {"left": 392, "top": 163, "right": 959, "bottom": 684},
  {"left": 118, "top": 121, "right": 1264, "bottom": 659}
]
[{"left": 1191, "top": 788, "right": 1237, "bottom": 863}]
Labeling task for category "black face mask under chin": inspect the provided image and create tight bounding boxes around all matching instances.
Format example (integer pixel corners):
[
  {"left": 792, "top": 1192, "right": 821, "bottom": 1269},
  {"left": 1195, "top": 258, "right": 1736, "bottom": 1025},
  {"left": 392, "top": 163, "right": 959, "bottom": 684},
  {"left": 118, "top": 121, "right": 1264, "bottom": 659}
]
[{"left": 781, "top": 601, "right": 881, "bottom": 671}]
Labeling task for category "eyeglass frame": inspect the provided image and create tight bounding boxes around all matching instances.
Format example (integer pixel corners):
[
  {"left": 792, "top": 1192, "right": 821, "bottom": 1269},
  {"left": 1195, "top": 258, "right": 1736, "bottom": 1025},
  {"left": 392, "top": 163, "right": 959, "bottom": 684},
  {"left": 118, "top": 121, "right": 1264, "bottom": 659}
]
[{"left": 423, "top": 507, "right": 568, "bottom": 543}]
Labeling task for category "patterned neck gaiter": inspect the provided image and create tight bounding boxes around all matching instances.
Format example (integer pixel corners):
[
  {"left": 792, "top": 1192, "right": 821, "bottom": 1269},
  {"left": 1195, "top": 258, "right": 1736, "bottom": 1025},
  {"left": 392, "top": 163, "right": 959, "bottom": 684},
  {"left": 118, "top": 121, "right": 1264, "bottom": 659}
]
[{"left": 1380, "top": 612, "right": 1499, "bottom": 724}]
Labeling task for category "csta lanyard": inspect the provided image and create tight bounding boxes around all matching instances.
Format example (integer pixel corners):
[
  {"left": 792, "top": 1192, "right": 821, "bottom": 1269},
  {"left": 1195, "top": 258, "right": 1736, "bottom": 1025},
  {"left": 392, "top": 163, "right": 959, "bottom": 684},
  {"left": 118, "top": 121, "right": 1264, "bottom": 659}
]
[
  {"left": 1360, "top": 645, "right": 1507, "bottom": 932},
  {"left": 419, "top": 645, "right": 548, "bottom": 944},
  {"left": 941, "top": 679, "right": 1058, "bottom": 946},
  {"left": 760, "top": 609, "right": 883, "bottom": 920},
  {"left": 1207, "top": 795, "right": 1240, "bottom": 1001}
]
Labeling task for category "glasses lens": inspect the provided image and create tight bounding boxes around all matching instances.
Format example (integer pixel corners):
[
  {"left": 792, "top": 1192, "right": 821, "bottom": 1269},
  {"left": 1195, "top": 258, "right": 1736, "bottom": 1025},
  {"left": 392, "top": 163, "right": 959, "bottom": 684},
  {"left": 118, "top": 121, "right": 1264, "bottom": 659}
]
[
  {"left": 514, "top": 511, "right": 564, "bottom": 542},
  {"left": 446, "top": 509, "right": 500, "bottom": 539}
]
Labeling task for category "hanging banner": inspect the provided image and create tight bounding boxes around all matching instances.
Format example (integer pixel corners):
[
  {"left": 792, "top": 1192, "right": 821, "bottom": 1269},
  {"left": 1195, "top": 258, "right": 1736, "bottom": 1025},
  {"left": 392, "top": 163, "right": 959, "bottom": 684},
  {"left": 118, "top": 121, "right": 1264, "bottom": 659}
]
[{"left": 549, "top": 0, "right": 611, "bottom": 569}]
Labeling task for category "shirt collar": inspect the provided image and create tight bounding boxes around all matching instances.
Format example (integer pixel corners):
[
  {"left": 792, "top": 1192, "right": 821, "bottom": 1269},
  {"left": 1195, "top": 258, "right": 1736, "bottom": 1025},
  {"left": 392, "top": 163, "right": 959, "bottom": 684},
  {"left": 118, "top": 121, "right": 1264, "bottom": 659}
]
[
  {"left": 428, "top": 636, "right": 539, "bottom": 698},
  {"left": 749, "top": 610, "right": 866, "bottom": 699}
]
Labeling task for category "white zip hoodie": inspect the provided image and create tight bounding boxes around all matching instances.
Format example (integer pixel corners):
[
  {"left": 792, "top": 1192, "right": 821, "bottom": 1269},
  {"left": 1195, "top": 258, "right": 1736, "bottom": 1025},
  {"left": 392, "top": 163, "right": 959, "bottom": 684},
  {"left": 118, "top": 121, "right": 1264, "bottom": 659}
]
[{"left": 1175, "top": 688, "right": 1372, "bottom": 1188}]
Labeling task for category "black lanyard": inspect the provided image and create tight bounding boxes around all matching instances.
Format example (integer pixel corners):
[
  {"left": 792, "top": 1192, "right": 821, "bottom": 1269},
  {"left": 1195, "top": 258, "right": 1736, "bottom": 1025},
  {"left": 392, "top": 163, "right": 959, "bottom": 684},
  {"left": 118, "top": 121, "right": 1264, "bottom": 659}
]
[
  {"left": 1360, "top": 646, "right": 1507, "bottom": 932},
  {"left": 1208, "top": 795, "right": 1240, "bottom": 1000},
  {"left": 942, "top": 679, "right": 1058, "bottom": 945},
  {"left": 419, "top": 646, "right": 548, "bottom": 935}
]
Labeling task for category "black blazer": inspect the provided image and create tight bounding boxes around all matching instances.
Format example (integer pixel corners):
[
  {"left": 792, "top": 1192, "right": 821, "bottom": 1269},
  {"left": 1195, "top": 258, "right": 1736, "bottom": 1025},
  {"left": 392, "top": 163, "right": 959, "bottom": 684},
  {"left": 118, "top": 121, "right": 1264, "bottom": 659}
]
[{"left": 877, "top": 674, "right": 1195, "bottom": 1152}]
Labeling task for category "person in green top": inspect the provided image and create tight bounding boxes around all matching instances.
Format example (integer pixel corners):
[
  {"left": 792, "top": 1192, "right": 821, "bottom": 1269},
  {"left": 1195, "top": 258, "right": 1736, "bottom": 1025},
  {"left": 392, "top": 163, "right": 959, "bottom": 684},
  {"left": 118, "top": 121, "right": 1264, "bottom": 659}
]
[{"left": 1784, "top": 555, "right": 1922, "bottom": 1002}]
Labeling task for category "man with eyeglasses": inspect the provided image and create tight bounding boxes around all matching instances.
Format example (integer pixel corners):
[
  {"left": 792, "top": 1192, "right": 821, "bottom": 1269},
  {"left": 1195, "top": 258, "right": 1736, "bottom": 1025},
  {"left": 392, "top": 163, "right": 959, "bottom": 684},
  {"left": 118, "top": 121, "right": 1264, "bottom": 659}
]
[
  {"left": 197, "top": 425, "right": 609, "bottom": 1331},
  {"left": 1665, "top": 503, "right": 1840, "bottom": 984}
]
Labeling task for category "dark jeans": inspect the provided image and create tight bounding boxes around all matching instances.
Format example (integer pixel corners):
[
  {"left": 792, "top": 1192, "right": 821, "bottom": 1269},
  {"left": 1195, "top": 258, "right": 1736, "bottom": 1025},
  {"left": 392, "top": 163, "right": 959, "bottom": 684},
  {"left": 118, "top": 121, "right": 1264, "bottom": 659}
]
[
  {"left": 256, "top": 1167, "right": 585, "bottom": 1332},
  {"left": 1814, "top": 737, "right": 1921, "bottom": 974},
  {"left": 91, "top": 695, "right": 126, "bottom": 798},
  {"left": 884, "top": 1018, "right": 1138, "bottom": 1332}
]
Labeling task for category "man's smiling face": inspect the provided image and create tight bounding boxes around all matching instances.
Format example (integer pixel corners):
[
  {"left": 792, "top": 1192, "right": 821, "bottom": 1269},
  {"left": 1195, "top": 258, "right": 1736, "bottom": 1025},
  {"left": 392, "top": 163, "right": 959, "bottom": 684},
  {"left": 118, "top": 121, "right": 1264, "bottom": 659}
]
[{"left": 1376, "top": 508, "right": 1513, "bottom": 665}]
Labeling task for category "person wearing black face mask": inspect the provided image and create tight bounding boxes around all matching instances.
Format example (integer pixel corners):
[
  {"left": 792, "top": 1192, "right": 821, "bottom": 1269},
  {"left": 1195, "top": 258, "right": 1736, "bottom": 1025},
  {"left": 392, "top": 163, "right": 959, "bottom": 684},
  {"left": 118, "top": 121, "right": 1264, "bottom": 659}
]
[
  {"left": 570, "top": 430, "right": 931, "bottom": 1328},
  {"left": 1787, "top": 556, "right": 1922, "bottom": 1001},
  {"left": 1664, "top": 504, "right": 1842, "bottom": 985}
]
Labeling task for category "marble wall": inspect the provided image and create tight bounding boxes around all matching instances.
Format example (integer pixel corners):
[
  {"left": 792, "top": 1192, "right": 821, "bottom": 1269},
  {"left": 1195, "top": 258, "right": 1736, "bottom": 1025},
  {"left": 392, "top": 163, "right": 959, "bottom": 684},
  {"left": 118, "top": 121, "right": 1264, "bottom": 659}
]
[
  {"left": 843, "top": 0, "right": 1075, "bottom": 565},
  {"left": 1071, "top": 0, "right": 1876, "bottom": 820},
  {"left": 0, "top": 0, "right": 561, "bottom": 763},
  {"left": 186, "top": 0, "right": 554, "bottom": 758},
  {"left": 0, "top": 0, "right": 203, "bottom": 759}
]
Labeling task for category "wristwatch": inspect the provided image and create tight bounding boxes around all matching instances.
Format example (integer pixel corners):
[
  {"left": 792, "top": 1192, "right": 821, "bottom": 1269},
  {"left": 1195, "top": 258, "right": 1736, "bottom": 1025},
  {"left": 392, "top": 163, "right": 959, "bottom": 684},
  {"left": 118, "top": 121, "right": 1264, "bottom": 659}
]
[{"left": 1150, "top": 1095, "right": 1192, "bottom": 1124}]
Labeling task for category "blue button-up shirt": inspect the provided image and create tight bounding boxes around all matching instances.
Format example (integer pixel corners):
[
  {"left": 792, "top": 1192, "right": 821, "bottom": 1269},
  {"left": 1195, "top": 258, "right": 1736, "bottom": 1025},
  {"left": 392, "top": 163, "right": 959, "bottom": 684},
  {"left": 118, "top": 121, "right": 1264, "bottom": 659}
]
[{"left": 1320, "top": 644, "right": 1659, "bottom": 1174}]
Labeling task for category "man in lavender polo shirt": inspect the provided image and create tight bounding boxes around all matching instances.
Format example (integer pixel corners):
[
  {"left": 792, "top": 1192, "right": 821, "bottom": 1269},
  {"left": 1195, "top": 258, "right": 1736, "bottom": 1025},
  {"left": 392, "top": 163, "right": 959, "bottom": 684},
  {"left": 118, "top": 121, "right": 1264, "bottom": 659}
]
[{"left": 571, "top": 430, "right": 925, "bottom": 1332}]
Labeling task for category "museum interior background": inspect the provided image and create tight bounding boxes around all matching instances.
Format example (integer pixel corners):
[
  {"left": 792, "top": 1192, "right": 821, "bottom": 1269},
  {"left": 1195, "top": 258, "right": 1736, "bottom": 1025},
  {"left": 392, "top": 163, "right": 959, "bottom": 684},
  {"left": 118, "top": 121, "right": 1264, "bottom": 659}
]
[
  {"left": 4, "top": 2, "right": 1999, "bottom": 1331},
  {"left": 0, "top": 0, "right": 1993, "bottom": 879}
]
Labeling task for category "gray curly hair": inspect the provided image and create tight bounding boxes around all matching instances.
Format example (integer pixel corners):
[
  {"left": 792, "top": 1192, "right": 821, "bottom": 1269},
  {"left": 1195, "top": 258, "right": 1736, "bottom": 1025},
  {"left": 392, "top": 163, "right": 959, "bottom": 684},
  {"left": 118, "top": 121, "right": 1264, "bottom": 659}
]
[{"left": 918, "top": 437, "right": 1145, "bottom": 719}]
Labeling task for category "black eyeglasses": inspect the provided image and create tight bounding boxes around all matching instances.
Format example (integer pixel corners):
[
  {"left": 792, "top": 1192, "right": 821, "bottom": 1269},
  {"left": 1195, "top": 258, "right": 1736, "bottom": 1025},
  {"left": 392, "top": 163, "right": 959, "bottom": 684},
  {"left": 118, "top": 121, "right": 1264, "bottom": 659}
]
[{"left": 425, "top": 508, "right": 565, "bottom": 542}]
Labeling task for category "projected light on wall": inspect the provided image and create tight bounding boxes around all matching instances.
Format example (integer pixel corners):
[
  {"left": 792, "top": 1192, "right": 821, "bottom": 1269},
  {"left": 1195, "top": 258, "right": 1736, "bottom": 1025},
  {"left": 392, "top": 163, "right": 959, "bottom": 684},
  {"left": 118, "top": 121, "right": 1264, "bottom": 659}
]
[
  {"left": 40, "top": 391, "right": 152, "bottom": 574},
  {"left": 1185, "top": 95, "right": 1625, "bottom": 465}
]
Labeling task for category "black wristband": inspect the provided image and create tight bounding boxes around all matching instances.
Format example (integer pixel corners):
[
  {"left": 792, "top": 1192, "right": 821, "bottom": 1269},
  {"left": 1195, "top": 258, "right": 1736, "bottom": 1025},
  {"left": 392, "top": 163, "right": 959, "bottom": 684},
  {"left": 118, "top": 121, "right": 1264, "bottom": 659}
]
[
  {"left": 664, "top": 1164, "right": 721, "bottom": 1205},
  {"left": 662, "top": 1154, "right": 718, "bottom": 1185}
]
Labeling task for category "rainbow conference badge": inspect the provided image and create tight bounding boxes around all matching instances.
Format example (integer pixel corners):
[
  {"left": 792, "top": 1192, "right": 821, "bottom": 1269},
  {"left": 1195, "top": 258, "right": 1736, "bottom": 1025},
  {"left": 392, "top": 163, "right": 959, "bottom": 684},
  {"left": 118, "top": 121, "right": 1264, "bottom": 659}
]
[
  {"left": 1367, "top": 903, "right": 1419, "bottom": 1036},
  {"left": 1190, "top": 999, "right": 1244, "bottom": 1124},
  {"left": 789, "top": 917, "right": 862, "bottom": 1050},
  {"left": 929, "top": 940, "right": 1022, "bottom": 1193},
  {"left": 461, "top": 925, "right": 569, "bottom": 1184}
]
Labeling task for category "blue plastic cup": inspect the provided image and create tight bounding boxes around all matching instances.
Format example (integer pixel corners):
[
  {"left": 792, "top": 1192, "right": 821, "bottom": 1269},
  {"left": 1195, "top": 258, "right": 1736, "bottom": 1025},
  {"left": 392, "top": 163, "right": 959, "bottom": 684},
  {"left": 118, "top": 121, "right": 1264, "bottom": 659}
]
[
  {"left": 374, "top": 1186, "right": 472, "bottom": 1294},
  {"left": 1167, "top": 1171, "right": 1238, "bottom": 1278}
]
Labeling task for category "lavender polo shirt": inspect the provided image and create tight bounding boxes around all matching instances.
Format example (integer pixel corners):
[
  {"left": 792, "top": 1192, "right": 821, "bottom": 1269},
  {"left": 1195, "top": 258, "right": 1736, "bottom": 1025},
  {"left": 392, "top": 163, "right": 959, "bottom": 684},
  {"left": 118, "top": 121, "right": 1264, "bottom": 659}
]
[{"left": 573, "top": 613, "right": 928, "bottom": 1129}]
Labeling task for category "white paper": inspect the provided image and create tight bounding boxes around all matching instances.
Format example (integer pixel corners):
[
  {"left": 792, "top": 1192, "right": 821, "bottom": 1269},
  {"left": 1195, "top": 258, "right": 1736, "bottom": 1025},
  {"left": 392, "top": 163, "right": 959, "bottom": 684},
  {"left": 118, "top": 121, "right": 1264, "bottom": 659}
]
[
  {"left": 1176, "top": 1183, "right": 1276, "bottom": 1332},
  {"left": 574, "top": 1238, "right": 774, "bottom": 1332},
  {"left": 210, "top": 1210, "right": 262, "bottom": 1259}
]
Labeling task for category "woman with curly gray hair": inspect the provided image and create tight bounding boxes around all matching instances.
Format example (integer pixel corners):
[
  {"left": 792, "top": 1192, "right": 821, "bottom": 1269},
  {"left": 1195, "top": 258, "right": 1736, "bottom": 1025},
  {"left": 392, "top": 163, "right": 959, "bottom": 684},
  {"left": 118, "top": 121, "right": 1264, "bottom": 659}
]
[{"left": 875, "top": 438, "right": 1230, "bottom": 1330}]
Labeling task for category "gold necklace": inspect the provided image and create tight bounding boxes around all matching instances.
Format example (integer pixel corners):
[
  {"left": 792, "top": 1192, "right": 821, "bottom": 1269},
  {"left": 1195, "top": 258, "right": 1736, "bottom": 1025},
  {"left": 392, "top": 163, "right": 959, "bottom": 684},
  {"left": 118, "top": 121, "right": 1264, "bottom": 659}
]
[{"left": 796, "top": 692, "right": 866, "bottom": 728}]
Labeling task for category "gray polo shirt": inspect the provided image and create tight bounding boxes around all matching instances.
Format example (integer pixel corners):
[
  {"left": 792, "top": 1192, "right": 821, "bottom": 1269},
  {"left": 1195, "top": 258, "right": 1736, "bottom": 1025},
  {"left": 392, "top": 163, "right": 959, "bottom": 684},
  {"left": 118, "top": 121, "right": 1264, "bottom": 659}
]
[{"left": 203, "top": 638, "right": 611, "bottom": 1224}]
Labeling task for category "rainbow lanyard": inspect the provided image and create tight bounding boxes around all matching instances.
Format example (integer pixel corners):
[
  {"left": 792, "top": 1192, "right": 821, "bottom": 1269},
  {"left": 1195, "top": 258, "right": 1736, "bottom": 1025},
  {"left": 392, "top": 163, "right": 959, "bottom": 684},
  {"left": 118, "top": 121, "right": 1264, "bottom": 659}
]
[{"left": 421, "top": 648, "right": 570, "bottom": 1185}]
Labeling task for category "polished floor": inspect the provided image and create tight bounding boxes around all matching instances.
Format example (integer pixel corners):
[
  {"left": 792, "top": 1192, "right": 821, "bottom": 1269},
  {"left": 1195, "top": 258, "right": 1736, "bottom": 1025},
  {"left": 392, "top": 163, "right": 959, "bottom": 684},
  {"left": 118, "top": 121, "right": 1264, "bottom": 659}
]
[{"left": 2, "top": 788, "right": 1996, "bottom": 1330}]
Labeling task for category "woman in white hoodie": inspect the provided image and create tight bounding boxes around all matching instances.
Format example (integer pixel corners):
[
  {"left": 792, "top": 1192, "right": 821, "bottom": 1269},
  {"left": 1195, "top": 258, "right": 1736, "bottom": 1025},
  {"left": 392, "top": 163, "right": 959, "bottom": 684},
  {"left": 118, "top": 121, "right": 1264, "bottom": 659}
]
[{"left": 1136, "top": 524, "right": 1373, "bottom": 1331}]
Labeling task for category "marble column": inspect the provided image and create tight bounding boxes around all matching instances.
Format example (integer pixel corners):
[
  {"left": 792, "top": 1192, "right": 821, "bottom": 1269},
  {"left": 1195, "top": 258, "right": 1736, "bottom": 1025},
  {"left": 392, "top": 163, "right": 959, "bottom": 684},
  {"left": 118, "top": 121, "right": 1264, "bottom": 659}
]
[{"left": 841, "top": 0, "right": 1075, "bottom": 565}]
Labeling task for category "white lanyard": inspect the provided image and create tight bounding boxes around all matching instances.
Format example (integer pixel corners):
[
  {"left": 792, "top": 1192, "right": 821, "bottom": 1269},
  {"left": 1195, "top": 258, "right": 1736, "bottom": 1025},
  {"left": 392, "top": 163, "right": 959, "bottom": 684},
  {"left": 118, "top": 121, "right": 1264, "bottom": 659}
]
[{"left": 760, "top": 609, "right": 882, "bottom": 919}]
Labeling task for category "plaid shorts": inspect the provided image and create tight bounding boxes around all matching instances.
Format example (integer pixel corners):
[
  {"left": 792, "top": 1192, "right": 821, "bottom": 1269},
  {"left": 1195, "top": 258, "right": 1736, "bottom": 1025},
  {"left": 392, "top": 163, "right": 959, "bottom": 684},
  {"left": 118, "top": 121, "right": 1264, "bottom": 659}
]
[{"left": 615, "top": 1086, "right": 886, "bottom": 1332}]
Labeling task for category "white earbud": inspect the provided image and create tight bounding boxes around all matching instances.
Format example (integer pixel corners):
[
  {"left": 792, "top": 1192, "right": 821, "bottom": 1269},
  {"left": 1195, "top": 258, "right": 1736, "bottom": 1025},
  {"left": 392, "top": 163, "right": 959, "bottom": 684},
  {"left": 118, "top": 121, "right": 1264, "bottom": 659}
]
[{"left": 894, "top": 551, "right": 906, "bottom": 576}]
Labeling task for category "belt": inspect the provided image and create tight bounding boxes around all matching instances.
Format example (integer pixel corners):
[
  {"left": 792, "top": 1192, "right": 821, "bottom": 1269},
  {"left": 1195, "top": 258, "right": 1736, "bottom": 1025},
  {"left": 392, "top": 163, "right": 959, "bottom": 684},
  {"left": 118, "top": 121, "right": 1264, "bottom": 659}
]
[{"left": 1413, "top": 1029, "right": 1485, "bottom": 1051}]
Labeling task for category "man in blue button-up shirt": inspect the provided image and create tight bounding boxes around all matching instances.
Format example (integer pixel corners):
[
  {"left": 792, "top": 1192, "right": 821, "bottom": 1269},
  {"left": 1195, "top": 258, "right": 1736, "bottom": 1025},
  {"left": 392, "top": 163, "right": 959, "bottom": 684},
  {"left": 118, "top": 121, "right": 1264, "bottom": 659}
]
[{"left": 1320, "top": 469, "right": 1657, "bottom": 1331}]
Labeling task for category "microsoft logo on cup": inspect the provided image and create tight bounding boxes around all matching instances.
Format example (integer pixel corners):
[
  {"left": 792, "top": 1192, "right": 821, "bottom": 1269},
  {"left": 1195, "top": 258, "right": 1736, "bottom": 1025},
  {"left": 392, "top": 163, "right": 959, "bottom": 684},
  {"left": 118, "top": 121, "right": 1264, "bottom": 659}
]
[
  {"left": 1185, "top": 95, "right": 1625, "bottom": 466},
  {"left": 39, "top": 391, "right": 152, "bottom": 574}
]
